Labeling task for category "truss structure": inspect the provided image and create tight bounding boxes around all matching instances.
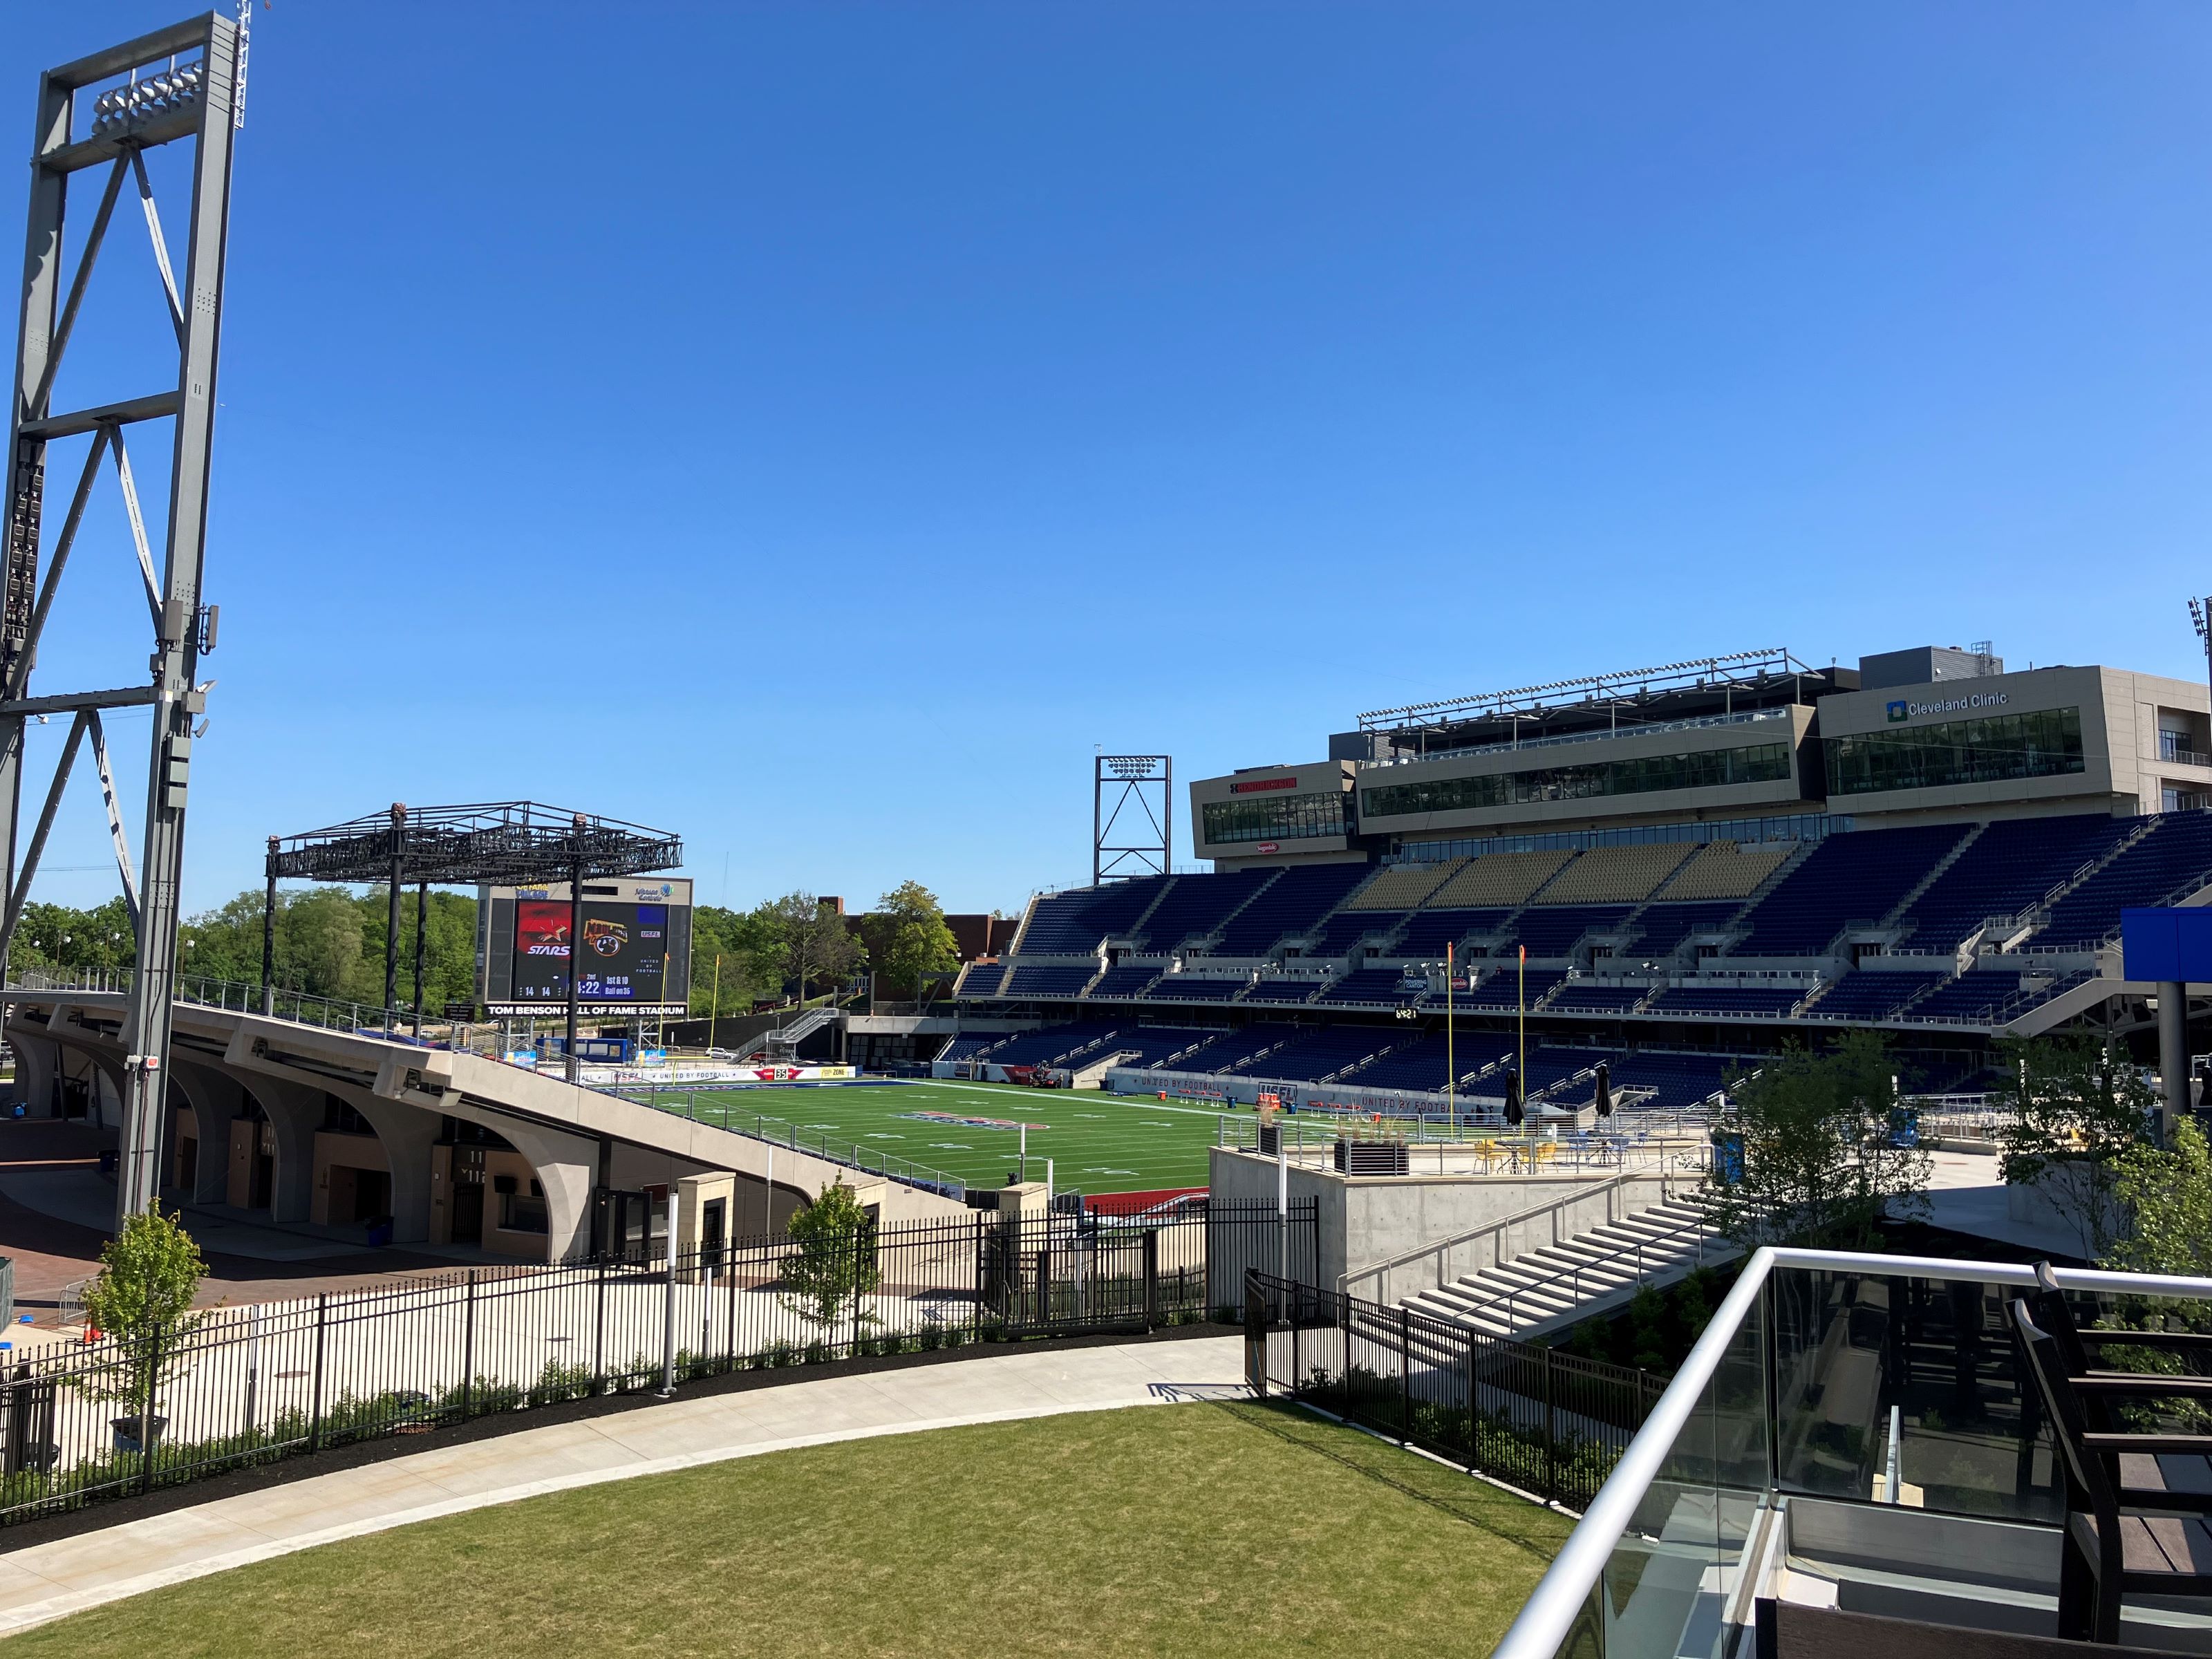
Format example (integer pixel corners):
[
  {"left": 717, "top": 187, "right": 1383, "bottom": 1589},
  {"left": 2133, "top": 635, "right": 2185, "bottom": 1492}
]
[
  {"left": 2, "top": 15, "right": 243, "bottom": 1225},
  {"left": 1094, "top": 754, "right": 1171, "bottom": 885},
  {"left": 268, "top": 802, "right": 681, "bottom": 1080},
  {"left": 1357, "top": 648, "right": 1813, "bottom": 735}
]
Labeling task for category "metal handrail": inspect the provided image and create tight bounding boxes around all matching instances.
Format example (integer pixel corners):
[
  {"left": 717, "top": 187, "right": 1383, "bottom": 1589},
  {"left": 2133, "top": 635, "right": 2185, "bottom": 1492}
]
[
  {"left": 1490, "top": 1248, "right": 2212, "bottom": 1659},
  {"left": 1343, "top": 1169, "right": 1680, "bottom": 1296},
  {"left": 1488, "top": 1198, "right": 1724, "bottom": 1333}
]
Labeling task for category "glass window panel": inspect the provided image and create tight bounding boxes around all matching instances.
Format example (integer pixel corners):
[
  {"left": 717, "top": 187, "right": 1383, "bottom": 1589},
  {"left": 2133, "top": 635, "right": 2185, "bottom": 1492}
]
[
  {"left": 1363, "top": 744, "right": 1794, "bottom": 821},
  {"left": 1824, "top": 708, "right": 2085, "bottom": 797}
]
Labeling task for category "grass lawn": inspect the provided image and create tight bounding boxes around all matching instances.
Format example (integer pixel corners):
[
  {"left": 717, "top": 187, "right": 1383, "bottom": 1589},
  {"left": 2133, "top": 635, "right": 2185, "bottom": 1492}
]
[
  {"left": 624, "top": 1078, "right": 1239, "bottom": 1195},
  {"left": 12, "top": 1401, "right": 1574, "bottom": 1658}
]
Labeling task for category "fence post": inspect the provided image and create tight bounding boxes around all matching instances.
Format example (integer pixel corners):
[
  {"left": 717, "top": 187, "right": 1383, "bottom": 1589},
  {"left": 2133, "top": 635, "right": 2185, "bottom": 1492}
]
[
  {"left": 460, "top": 1271, "right": 478, "bottom": 1420},
  {"left": 307, "top": 1294, "right": 328, "bottom": 1454},
  {"left": 972, "top": 1214, "right": 986, "bottom": 1343},
  {"left": 1142, "top": 1230, "right": 1159, "bottom": 1332},
  {"left": 1465, "top": 1334, "right": 1479, "bottom": 1473},
  {"left": 658, "top": 1250, "right": 678, "bottom": 1397},
  {"left": 1244, "top": 1269, "right": 1266, "bottom": 1398},
  {"left": 727, "top": 1246, "right": 740, "bottom": 1366},
  {"left": 593, "top": 1256, "right": 608, "bottom": 1394},
  {"left": 1399, "top": 1307, "right": 1413, "bottom": 1441},
  {"left": 1542, "top": 1344, "right": 1557, "bottom": 1502},
  {"left": 139, "top": 1323, "right": 162, "bottom": 1495},
  {"left": 1034, "top": 1248, "right": 1051, "bottom": 1329}
]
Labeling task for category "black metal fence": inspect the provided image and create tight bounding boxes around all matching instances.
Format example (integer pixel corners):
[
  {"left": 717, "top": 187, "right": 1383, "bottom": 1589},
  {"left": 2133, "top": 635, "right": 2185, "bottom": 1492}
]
[
  {"left": 1242, "top": 1269, "right": 1659, "bottom": 1510},
  {"left": 0, "top": 1200, "right": 1318, "bottom": 1528}
]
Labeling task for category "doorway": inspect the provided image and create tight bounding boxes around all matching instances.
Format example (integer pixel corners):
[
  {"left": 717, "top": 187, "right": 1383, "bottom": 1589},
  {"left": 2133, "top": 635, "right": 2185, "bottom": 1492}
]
[{"left": 701, "top": 1197, "right": 727, "bottom": 1272}]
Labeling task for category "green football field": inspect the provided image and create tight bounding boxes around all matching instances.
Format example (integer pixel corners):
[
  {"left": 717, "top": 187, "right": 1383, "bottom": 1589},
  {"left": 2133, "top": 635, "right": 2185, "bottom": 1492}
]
[{"left": 623, "top": 1078, "right": 1235, "bottom": 1196}]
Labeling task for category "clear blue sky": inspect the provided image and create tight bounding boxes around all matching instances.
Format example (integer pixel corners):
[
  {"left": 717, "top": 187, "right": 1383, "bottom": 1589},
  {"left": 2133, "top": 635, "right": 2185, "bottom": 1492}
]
[{"left": 8, "top": 3, "right": 2212, "bottom": 919}]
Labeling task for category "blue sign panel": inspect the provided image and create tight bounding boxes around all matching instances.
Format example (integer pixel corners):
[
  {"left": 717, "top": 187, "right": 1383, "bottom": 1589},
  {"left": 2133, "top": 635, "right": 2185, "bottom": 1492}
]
[{"left": 2121, "top": 907, "right": 2212, "bottom": 982}]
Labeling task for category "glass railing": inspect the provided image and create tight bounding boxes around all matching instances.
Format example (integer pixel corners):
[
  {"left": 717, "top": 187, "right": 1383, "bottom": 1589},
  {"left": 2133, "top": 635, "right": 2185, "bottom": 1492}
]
[{"left": 1494, "top": 1250, "right": 2212, "bottom": 1659}]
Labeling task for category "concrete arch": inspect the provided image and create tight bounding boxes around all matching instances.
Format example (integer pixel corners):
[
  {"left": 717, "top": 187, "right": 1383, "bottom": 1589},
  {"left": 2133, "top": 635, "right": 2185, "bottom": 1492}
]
[
  {"left": 167, "top": 1061, "right": 241, "bottom": 1206},
  {"left": 317, "top": 1080, "right": 439, "bottom": 1245},
  {"left": 438, "top": 1098, "right": 597, "bottom": 1261},
  {"left": 46, "top": 1034, "right": 126, "bottom": 1133},
  {"left": 3, "top": 1020, "right": 57, "bottom": 1116},
  {"left": 235, "top": 1076, "right": 323, "bottom": 1226}
]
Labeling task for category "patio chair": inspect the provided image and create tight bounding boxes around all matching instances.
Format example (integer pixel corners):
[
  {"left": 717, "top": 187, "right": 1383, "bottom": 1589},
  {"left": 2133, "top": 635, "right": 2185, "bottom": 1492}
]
[
  {"left": 2025, "top": 1261, "right": 2212, "bottom": 1511},
  {"left": 2012, "top": 1298, "right": 2212, "bottom": 1642}
]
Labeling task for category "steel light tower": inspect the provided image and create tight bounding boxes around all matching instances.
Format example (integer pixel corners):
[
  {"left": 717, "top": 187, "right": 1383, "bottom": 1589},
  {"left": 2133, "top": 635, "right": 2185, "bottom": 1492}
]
[
  {"left": 1, "top": 14, "right": 243, "bottom": 1226},
  {"left": 1094, "top": 755, "right": 1172, "bottom": 884}
]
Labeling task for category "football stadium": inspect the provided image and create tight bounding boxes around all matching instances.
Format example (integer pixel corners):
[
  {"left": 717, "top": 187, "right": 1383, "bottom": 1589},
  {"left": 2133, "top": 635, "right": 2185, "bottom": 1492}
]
[
  {"left": 17, "top": 12, "right": 2212, "bottom": 1659},
  {"left": 937, "top": 643, "right": 2212, "bottom": 1133}
]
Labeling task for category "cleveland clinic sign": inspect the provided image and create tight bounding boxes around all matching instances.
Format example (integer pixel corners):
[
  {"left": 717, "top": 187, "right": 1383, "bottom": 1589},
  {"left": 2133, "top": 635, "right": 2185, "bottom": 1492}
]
[{"left": 1885, "top": 691, "right": 2010, "bottom": 724}]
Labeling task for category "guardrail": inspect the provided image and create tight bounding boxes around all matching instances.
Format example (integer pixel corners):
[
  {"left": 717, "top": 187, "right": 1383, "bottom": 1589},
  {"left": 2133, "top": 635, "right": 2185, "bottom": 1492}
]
[
  {"left": 1490, "top": 1248, "right": 2212, "bottom": 1659},
  {"left": 1341, "top": 1170, "right": 1691, "bottom": 1305}
]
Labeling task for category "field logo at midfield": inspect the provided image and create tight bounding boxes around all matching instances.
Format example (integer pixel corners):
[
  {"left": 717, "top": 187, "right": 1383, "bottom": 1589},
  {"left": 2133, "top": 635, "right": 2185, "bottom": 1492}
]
[{"left": 901, "top": 1109, "right": 1044, "bottom": 1132}]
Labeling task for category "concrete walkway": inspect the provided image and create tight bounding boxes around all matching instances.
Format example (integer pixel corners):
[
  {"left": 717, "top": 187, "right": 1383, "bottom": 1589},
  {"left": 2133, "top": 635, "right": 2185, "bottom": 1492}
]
[{"left": 0, "top": 1335, "right": 1249, "bottom": 1638}]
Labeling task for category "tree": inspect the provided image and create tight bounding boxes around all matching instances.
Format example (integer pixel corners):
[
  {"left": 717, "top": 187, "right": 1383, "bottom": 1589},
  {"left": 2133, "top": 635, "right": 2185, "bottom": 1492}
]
[
  {"left": 73, "top": 1208, "right": 207, "bottom": 1449},
  {"left": 777, "top": 1181, "right": 880, "bottom": 1334},
  {"left": 285, "top": 889, "right": 364, "bottom": 1000},
  {"left": 1996, "top": 1033, "right": 2153, "bottom": 1259},
  {"left": 2108, "top": 1116, "right": 2212, "bottom": 1280},
  {"left": 1705, "top": 1031, "right": 1931, "bottom": 1249},
  {"left": 870, "top": 880, "right": 959, "bottom": 1002},
  {"left": 769, "top": 892, "right": 865, "bottom": 1008},
  {"left": 688, "top": 904, "right": 786, "bottom": 1019}
]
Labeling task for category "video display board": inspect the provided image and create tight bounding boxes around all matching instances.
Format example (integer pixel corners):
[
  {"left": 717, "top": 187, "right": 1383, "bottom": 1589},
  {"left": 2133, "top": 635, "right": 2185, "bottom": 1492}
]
[{"left": 478, "top": 878, "right": 693, "bottom": 1016}]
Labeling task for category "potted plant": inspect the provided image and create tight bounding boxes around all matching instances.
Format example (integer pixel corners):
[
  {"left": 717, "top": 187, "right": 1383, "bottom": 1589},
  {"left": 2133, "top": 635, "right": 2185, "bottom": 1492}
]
[{"left": 74, "top": 1206, "right": 207, "bottom": 1456}]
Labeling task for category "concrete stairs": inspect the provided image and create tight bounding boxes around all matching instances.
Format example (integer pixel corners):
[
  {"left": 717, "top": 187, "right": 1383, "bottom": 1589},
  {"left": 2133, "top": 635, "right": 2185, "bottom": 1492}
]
[{"left": 1403, "top": 1195, "right": 1737, "bottom": 1342}]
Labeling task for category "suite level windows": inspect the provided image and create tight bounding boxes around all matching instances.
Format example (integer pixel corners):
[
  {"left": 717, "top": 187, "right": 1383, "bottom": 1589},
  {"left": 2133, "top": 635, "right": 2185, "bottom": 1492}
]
[
  {"left": 1824, "top": 707, "right": 2084, "bottom": 797},
  {"left": 1360, "top": 742, "right": 1793, "bottom": 818},
  {"left": 1201, "top": 791, "right": 1348, "bottom": 846}
]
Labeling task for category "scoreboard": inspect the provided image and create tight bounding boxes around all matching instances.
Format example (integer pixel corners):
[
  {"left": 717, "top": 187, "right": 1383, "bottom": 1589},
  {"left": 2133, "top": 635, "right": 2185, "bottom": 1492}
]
[{"left": 477, "top": 877, "right": 693, "bottom": 1017}]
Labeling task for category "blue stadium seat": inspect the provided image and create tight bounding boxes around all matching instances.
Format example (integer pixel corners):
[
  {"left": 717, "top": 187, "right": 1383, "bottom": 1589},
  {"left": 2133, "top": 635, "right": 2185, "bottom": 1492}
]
[
  {"left": 1548, "top": 982, "right": 1650, "bottom": 1015},
  {"left": 1311, "top": 968, "right": 1412, "bottom": 1007},
  {"left": 1503, "top": 905, "right": 1635, "bottom": 958},
  {"left": 1902, "top": 974, "right": 2025, "bottom": 1024},
  {"left": 1241, "top": 978, "right": 1326, "bottom": 1005},
  {"left": 2035, "top": 812, "right": 2212, "bottom": 950},
  {"left": 1604, "top": 1051, "right": 1738, "bottom": 1112},
  {"left": 1145, "top": 975, "right": 1248, "bottom": 1002},
  {"left": 982, "top": 1022, "right": 1124, "bottom": 1067},
  {"left": 1130, "top": 868, "right": 1275, "bottom": 952},
  {"left": 1730, "top": 825, "right": 1969, "bottom": 957},
  {"left": 1016, "top": 877, "right": 1172, "bottom": 955},
  {"left": 1647, "top": 984, "right": 1806, "bottom": 1017},
  {"left": 1803, "top": 970, "right": 1947, "bottom": 1021},
  {"left": 1305, "top": 908, "right": 1407, "bottom": 957},
  {"left": 1394, "top": 908, "right": 1510, "bottom": 959},
  {"left": 1087, "top": 963, "right": 1164, "bottom": 999},
  {"left": 1896, "top": 815, "right": 2135, "bottom": 951},
  {"left": 957, "top": 961, "right": 1006, "bottom": 997},
  {"left": 1207, "top": 864, "right": 1373, "bottom": 956},
  {"left": 1442, "top": 968, "right": 1567, "bottom": 1010},
  {"left": 1004, "top": 964, "right": 1096, "bottom": 997},
  {"left": 1189, "top": 1027, "right": 1304, "bottom": 1074},
  {"left": 1625, "top": 901, "right": 1743, "bottom": 958},
  {"left": 1090, "top": 1027, "right": 1223, "bottom": 1068},
  {"left": 1239, "top": 1027, "right": 1398, "bottom": 1082}
]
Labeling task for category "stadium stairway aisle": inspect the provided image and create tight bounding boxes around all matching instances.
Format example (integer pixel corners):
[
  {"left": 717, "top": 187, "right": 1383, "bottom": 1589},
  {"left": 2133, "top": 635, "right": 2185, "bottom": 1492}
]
[{"left": 1404, "top": 1196, "right": 1736, "bottom": 1342}]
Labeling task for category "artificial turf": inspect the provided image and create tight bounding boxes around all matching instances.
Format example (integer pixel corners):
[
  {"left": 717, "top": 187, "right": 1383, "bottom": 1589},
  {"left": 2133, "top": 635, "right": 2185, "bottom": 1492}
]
[
  {"left": 624, "top": 1078, "right": 1239, "bottom": 1196},
  {"left": 10, "top": 1400, "right": 1575, "bottom": 1658}
]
